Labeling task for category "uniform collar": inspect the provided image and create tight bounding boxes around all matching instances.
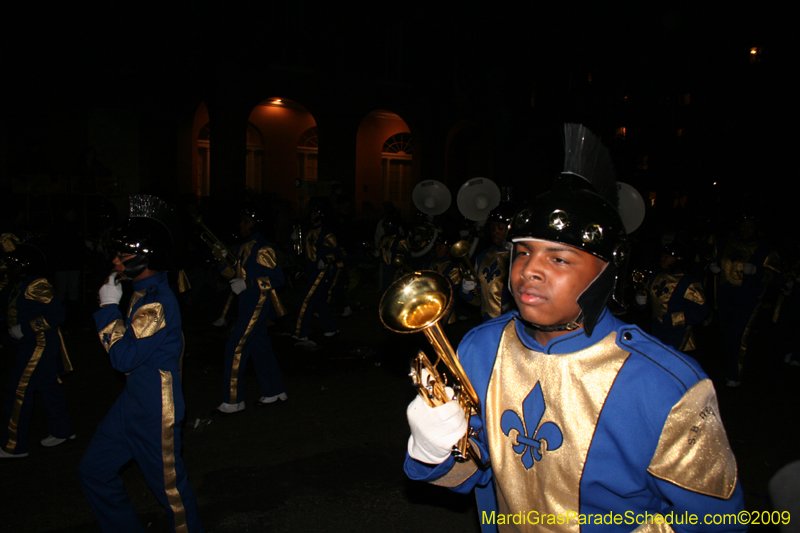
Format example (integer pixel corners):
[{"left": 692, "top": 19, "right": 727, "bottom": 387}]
[
  {"left": 514, "top": 307, "right": 613, "bottom": 354},
  {"left": 133, "top": 271, "right": 167, "bottom": 291}
]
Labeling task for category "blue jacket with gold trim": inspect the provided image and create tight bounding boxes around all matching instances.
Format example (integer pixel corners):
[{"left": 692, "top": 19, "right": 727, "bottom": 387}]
[{"left": 405, "top": 310, "right": 745, "bottom": 532}]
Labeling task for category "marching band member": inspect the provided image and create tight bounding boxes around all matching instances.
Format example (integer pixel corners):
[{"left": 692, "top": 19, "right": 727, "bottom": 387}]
[
  {"left": 1, "top": 240, "right": 74, "bottom": 459},
  {"left": 635, "top": 241, "right": 709, "bottom": 351},
  {"left": 403, "top": 126, "right": 744, "bottom": 532},
  {"left": 709, "top": 214, "right": 780, "bottom": 387},
  {"left": 79, "top": 197, "right": 203, "bottom": 532},
  {"left": 294, "top": 204, "right": 341, "bottom": 346},
  {"left": 218, "top": 205, "right": 287, "bottom": 412},
  {"left": 460, "top": 204, "right": 516, "bottom": 322}
]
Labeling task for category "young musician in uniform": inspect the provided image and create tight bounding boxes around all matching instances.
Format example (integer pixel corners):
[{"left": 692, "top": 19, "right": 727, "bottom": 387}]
[
  {"left": 403, "top": 125, "right": 745, "bottom": 532},
  {"left": 79, "top": 196, "right": 203, "bottom": 532}
]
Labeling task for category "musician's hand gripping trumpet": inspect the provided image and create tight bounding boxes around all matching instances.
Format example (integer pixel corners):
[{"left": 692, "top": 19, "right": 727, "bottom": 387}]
[{"left": 379, "top": 271, "right": 486, "bottom": 466}]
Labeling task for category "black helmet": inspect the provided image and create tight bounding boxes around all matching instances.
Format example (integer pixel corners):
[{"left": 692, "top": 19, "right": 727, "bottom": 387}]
[
  {"left": 4, "top": 241, "right": 48, "bottom": 280},
  {"left": 486, "top": 202, "right": 519, "bottom": 227},
  {"left": 108, "top": 218, "right": 174, "bottom": 279},
  {"left": 508, "top": 173, "right": 629, "bottom": 336}
]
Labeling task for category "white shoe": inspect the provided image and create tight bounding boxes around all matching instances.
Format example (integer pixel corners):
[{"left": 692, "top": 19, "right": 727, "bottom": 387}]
[
  {"left": 323, "top": 330, "right": 339, "bottom": 337},
  {"left": 294, "top": 338, "right": 317, "bottom": 347},
  {"left": 0, "top": 448, "right": 28, "bottom": 459},
  {"left": 217, "top": 401, "right": 246, "bottom": 413},
  {"left": 258, "top": 392, "right": 288, "bottom": 404},
  {"left": 41, "top": 434, "right": 76, "bottom": 447},
  {"left": 725, "top": 380, "right": 741, "bottom": 388},
  {"left": 340, "top": 306, "right": 353, "bottom": 317}
]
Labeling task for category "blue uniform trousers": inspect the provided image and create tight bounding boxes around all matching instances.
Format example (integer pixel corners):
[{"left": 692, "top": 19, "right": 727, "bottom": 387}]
[
  {"left": 79, "top": 370, "right": 202, "bottom": 533},
  {"left": 223, "top": 304, "right": 285, "bottom": 404},
  {"left": 1, "top": 340, "right": 73, "bottom": 455}
]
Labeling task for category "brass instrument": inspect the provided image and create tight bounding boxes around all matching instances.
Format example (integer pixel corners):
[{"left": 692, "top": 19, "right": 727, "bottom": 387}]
[
  {"left": 450, "top": 239, "right": 478, "bottom": 282},
  {"left": 379, "top": 271, "right": 483, "bottom": 464},
  {"left": 192, "top": 214, "right": 238, "bottom": 272},
  {"left": 391, "top": 253, "right": 414, "bottom": 274},
  {"left": 631, "top": 268, "right": 651, "bottom": 296}
]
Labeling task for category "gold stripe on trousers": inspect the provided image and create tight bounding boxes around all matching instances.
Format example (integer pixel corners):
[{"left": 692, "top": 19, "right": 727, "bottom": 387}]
[
  {"left": 229, "top": 289, "right": 267, "bottom": 403},
  {"left": 160, "top": 369, "right": 188, "bottom": 533},
  {"left": 294, "top": 269, "right": 327, "bottom": 337},
  {"left": 4, "top": 333, "right": 47, "bottom": 453}
]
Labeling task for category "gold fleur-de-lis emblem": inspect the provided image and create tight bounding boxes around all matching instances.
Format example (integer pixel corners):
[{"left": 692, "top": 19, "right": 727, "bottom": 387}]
[
  {"left": 582, "top": 224, "right": 603, "bottom": 244},
  {"left": 548, "top": 210, "right": 569, "bottom": 231}
]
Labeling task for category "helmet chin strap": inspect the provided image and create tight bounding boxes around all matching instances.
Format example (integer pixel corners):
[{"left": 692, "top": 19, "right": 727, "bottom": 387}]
[{"left": 522, "top": 311, "right": 584, "bottom": 333}]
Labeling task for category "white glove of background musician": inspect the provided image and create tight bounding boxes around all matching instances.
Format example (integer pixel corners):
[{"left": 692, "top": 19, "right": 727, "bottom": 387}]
[
  {"left": 742, "top": 263, "right": 757, "bottom": 275},
  {"left": 9, "top": 324, "right": 23, "bottom": 339},
  {"left": 635, "top": 293, "right": 647, "bottom": 306},
  {"left": 407, "top": 393, "right": 468, "bottom": 464},
  {"left": 230, "top": 278, "right": 247, "bottom": 295},
  {"left": 461, "top": 279, "right": 477, "bottom": 293},
  {"left": 98, "top": 273, "right": 123, "bottom": 307}
]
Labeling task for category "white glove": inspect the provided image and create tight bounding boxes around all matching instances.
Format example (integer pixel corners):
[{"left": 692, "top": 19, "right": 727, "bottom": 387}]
[
  {"left": 461, "top": 279, "right": 477, "bottom": 293},
  {"left": 317, "top": 259, "right": 326, "bottom": 269},
  {"left": 407, "top": 395, "right": 468, "bottom": 464},
  {"left": 708, "top": 262, "right": 721, "bottom": 274},
  {"left": 635, "top": 293, "right": 647, "bottom": 306},
  {"left": 743, "top": 263, "right": 757, "bottom": 275},
  {"left": 9, "top": 324, "right": 23, "bottom": 339},
  {"left": 212, "top": 317, "right": 227, "bottom": 327},
  {"left": 230, "top": 278, "right": 247, "bottom": 295},
  {"left": 213, "top": 244, "right": 228, "bottom": 259},
  {"left": 99, "top": 273, "right": 123, "bottom": 307}
]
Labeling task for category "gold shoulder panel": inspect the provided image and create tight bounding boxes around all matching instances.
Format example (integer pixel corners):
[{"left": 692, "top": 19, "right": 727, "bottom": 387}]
[
  {"left": 131, "top": 302, "right": 167, "bottom": 339},
  {"left": 683, "top": 282, "right": 705, "bottom": 306},
  {"left": 24, "top": 278, "right": 54, "bottom": 304},
  {"left": 647, "top": 379, "right": 737, "bottom": 499},
  {"left": 257, "top": 246, "right": 278, "bottom": 269},
  {"left": 323, "top": 232, "right": 338, "bottom": 249}
]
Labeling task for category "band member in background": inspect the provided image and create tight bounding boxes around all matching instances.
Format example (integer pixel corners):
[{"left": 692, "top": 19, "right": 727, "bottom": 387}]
[
  {"left": 709, "top": 214, "right": 780, "bottom": 387},
  {"left": 293, "top": 204, "right": 341, "bottom": 347},
  {"left": 1, "top": 239, "right": 75, "bottom": 459},
  {"left": 404, "top": 126, "right": 745, "bottom": 532},
  {"left": 378, "top": 215, "right": 410, "bottom": 294},
  {"left": 79, "top": 196, "right": 203, "bottom": 532},
  {"left": 218, "top": 205, "right": 287, "bottom": 412},
  {"left": 635, "top": 241, "right": 709, "bottom": 351},
  {"left": 460, "top": 203, "right": 516, "bottom": 322}
]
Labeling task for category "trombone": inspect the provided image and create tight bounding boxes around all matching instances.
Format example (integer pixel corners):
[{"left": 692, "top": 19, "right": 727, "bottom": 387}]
[{"left": 379, "top": 271, "right": 484, "bottom": 465}]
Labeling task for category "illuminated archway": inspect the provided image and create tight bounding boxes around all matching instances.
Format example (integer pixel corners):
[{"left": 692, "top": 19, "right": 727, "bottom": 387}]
[{"left": 355, "top": 110, "right": 414, "bottom": 219}]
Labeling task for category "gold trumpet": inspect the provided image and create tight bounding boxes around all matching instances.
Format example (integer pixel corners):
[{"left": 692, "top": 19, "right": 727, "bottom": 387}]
[
  {"left": 450, "top": 239, "right": 478, "bottom": 282},
  {"left": 192, "top": 214, "right": 238, "bottom": 272},
  {"left": 379, "top": 271, "right": 483, "bottom": 464}
]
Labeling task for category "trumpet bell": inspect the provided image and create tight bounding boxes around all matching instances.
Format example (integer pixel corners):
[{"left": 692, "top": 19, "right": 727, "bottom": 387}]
[{"left": 379, "top": 271, "right": 453, "bottom": 334}]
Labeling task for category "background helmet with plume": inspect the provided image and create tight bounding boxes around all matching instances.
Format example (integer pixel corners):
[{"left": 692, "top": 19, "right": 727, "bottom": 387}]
[{"left": 508, "top": 124, "right": 630, "bottom": 336}]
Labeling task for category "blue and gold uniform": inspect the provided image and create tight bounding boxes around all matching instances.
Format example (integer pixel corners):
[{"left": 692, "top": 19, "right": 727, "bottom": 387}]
[
  {"left": 713, "top": 235, "right": 780, "bottom": 383},
  {"left": 80, "top": 272, "right": 202, "bottom": 532},
  {"left": 642, "top": 269, "right": 708, "bottom": 351},
  {"left": 294, "top": 221, "right": 340, "bottom": 338},
  {"left": 222, "top": 232, "right": 286, "bottom": 405},
  {"left": 461, "top": 244, "right": 513, "bottom": 322},
  {"left": 405, "top": 310, "right": 745, "bottom": 533},
  {"left": 1, "top": 277, "right": 73, "bottom": 455}
]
